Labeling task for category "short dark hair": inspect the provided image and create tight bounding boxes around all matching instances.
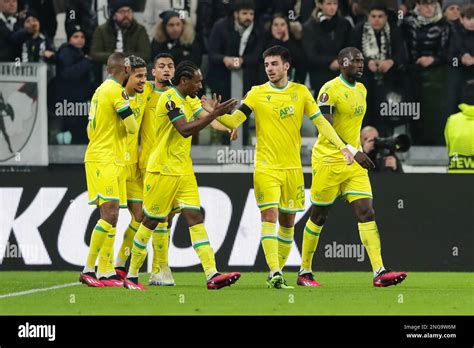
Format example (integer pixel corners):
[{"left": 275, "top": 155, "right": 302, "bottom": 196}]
[
  {"left": 262, "top": 45, "right": 291, "bottom": 64},
  {"left": 126, "top": 55, "right": 147, "bottom": 71},
  {"left": 234, "top": 0, "right": 255, "bottom": 12},
  {"left": 368, "top": 3, "right": 388, "bottom": 14},
  {"left": 317, "top": 0, "right": 338, "bottom": 4},
  {"left": 461, "top": 4, "right": 474, "bottom": 19},
  {"left": 153, "top": 53, "right": 174, "bottom": 67},
  {"left": 461, "top": 80, "right": 474, "bottom": 105},
  {"left": 163, "top": 60, "right": 200, "bottom": 86},
  {"left": 337, "top": 47, "right": 361, "bottom": 65}
]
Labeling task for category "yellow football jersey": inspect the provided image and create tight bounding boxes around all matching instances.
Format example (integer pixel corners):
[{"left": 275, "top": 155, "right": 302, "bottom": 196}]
[
  {"left": 138, "top": 82, "right": 167, "bottom": 170},
  {"left": 85, "top": 78, "right": 131, "bottom": 165},
  {"left": 147, "top": 86, "right": 203, "bottom": 175},
  {"left": 124, "top": 81, "right": 153, "bottom": 165},
  {"left": 242, "top": 81, "right": 320, "bottom": 170},
  {"left": 313, "top": 75, "right": 367, "bottom": 164}
]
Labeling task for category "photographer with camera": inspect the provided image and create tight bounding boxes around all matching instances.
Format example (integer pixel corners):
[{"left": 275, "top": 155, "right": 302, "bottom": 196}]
[{"left": 361, "top": 126, "right": 409, "bottom": 173}]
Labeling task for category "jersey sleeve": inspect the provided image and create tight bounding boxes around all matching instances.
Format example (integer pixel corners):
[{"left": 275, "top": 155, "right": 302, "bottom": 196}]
[
  {"left": 161, "top": 93, "right": 185, "bottom": 123},
  {"left": 317, "top": 82, "right": 337, "bottom": 115},
  {"left": 241, "top": 87, "right": 257, "bottom": 111},
  {"left": 302, "top": 86, "right": 322, "bottom": 121},
  {"left": 111, "top": 85, "right": 133, "bottom": 119},
  {"left": 186, "top": 96, "right": 204, "bottom": 117}
]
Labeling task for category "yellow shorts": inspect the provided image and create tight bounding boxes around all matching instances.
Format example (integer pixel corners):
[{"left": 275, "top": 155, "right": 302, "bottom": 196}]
[
  {"left": 124, "top": 163, "right": 143, "bottom": 203},
  {"left": 310, "top": 162, "right": 372, "bottom": 206},
  {"left": 254, "top": 168, "right": 305, "bottom": 213},
  {"left": 85, "top": 162, "right": 127, "bottom": 208},
  {"left": 142, "top": 172, "right": 200, "bottom": 219}
]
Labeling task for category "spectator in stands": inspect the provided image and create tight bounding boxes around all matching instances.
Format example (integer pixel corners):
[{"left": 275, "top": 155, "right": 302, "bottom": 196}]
[
  {"left": 143, "top": 0, "right": 198, "bottom": 39},
  {"left": 64, "top": 0, "right": 97, "bottom": 54},
  {"left": 11, "top": 9, "right": 55, "bottom": 63},
  {"left": 150, "top": 10, "right": 203, "bottom": 67},
  {"left": 260, "top": 13, "right": 306, "bottom": 83},
  {"left": 196, "top": 0, "right": 232, "bottom": 51},
  {"left": 350, "top": 3, "right": 406, "bottom": 135},
  {"left": 401, "top": 0, "right": 450, "bottom": 145},
  {"left": 20, "top": 0, "right": 56, "bottom": 40},
  {"left": 52, "top": 25, "right": 94, "bottom": 144},
  {"left": 90, "top": 0, "right": 150, "bottom": 64},
  {"left": 442, "top": 0, "right": 465, "bottom": 30},
  {"left": 444, "top": 80, "right": 474, "bottom": 174},
  {"left": 208, "top": 0, "right": 263, "bottom": 101},
  {"left": 0, "top": 0, "right": 23, "bottom": 61},
  {"left": 302, "top": 0, "right": 351, "bottom": 95},
  {"left": 361, "top": 125, "right": 404, "bottom": 173},
  {"left": 446, "top": 4, "right": 474, "bottom": 118}
]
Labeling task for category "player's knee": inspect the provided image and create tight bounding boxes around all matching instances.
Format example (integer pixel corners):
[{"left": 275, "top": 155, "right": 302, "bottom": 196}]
[
  {"left": 311, "top": 213, "right": 327, "bottom": 226},
  {"left": 357, "top": 207, "right": 375, "bottom": 223},
  {"left": 261, "top": 208, "right": 278, "bottom": 223},
  {"left": 185, "top": 210, "right": 204, "bottom": 226},
  {"left": 104, "top": 211, "right": 119, "bottom": 226},
  {"left": 133, "top": 211, "right": 144, "bottom": 223},
  {"left": 142, "top": 216, "right": 158, "bottom": 230}
]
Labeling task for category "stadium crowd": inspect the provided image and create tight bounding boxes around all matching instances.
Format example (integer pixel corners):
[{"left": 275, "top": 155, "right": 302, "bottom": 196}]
[{"left": 0, "top": 0, "right": 473, "bottom": 149}]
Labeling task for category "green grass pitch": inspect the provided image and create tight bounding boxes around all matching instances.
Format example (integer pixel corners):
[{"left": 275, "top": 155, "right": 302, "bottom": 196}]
[{"left": 0, "top": 272, "right": 472, "bottom": 315}]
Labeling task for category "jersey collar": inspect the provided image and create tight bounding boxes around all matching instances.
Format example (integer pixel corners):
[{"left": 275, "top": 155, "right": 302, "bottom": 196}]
[
  {"left": 338, "top": 74, "right": 356, "bottom": 88},
  {"left": 268, "top": 81, "right": 290, "bottom": 91},
  {"left": 171, "top": 86, "right": 186, "bottom": 100}
]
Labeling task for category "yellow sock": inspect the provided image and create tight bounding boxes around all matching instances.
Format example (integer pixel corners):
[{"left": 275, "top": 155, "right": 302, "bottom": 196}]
[
  {"left": 115, "top": 218, "right": 140, "bottom": 267},
  {"left": 278, "top": 226, "right": 294, "bottom": 269},
  {"left": 152, "top": 222, "right": 169, "bottom": 274},
  {"left": 301, "top": 219, "right": 323, "bottom": 272},
  {"left": 84, "top": 219, "right": 112, "bottom": 273},
  {"left": 189, "top": 223, "right": 217, "bottom": 279},
  {"left": 261, "top": 221, "right": 280, "bottom": 273},
  {"left": 128, "top": 224, "right": 153, "bottom": 277},
  {"left": 358, "top": 221, "right": 384, "bottom": 272},
  {"left": 97, "top": 227, "right": 116, "bottom": 277}
]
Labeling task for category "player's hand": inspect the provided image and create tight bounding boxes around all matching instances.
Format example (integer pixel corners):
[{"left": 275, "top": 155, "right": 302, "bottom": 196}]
[
  {"left": 229, "top": 128, "right": 238, "bottom": 141},
  {"left": 354, "top": 151, "right": 375, "bottom": 170},
  {"left": 201, "top": 93, "right": 219, "bottom": 113},
  {"left": 384, "top": 155, "right": 397, "bottom": 170},
  {"left": 340, "top": 148, "right": 354, "bottom": 165},
  {"left": 214, "top": 98, "right": 238, "bottom": 116}
]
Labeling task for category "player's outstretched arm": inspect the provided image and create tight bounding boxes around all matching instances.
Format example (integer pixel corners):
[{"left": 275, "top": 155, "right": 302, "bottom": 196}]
[
  {"left": 311, "top": 112, "right": 354, "bottom": 164},
  {"left": 171, "top": 97, "right": 238, "bottom": 138},
  {"left": 119, "top": 107, "right": 138, "bottom": 134}
]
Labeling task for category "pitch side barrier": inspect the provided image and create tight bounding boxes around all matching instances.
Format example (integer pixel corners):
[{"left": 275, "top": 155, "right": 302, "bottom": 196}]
[{"left": 0, "top": 167, "right": 472, "bottom": 271}]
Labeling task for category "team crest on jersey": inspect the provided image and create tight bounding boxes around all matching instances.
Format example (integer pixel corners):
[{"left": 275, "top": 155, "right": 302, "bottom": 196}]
[
  {"left": 165, "top": 100, "right": 176, "bottom": 111},
  {"left": 319, "top": 93, "right": 329, "bottom": 103},
  {"left": 121, "top": 91, "right": 129, "bottom": 100},
  {"left": 291, "top": 93, "right": 298, "bottom": 101}
]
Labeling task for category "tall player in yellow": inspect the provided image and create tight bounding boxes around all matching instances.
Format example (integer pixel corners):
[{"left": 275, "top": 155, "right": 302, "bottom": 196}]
[
  {"left": 79, "top": 52, "right": 138, "bottom": 287},
  {"left": 234, "top": 45, "right": 354, "bottom": 289},
  {"left": 298, "top": 47, "right": 407, "bottom": 287},
  {"left": 123, "top": 61, "right": 241, "bottom": 290},
  {"left": 107, "top": 55, "right": 155, "bottom": 282}
]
